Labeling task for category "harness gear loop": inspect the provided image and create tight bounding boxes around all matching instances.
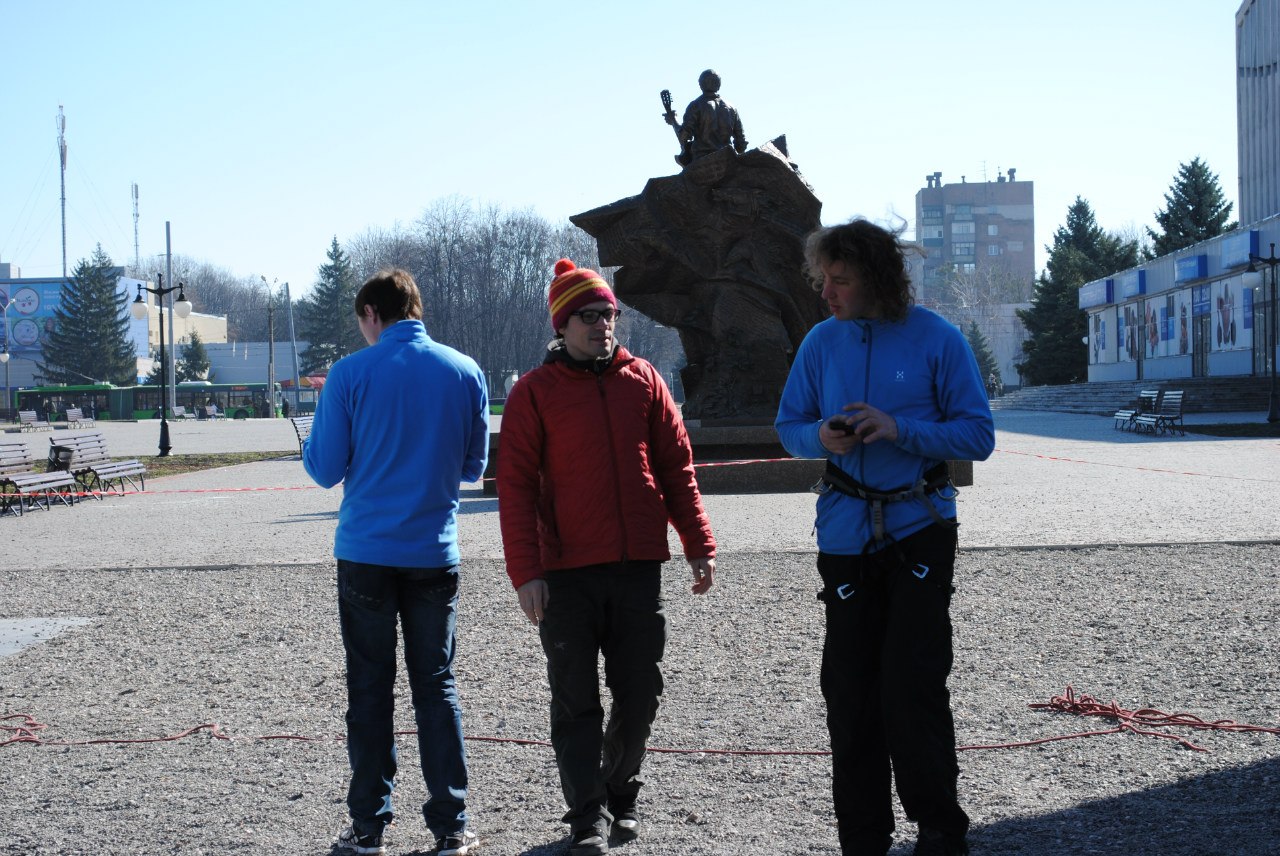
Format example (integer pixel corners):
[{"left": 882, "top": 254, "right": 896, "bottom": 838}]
[{"left": 815, "top": 460, "right": 957, "bottom": 543}]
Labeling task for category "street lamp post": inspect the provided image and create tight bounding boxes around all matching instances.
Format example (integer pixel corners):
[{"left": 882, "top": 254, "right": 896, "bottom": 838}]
[
  {"left": 1243, "top": 242, "right": 1280, "bottom": 424},
  {"left": 131, "top": 273, "right": 192, "bottom": 455},
  {"left": 1, "top": 292, "right": 9, "bottom": 423}
]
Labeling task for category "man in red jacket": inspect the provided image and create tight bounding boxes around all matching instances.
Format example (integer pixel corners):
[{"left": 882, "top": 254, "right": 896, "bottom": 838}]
[{"left": 498, "top": 259, "right": 717, "bottom": 856}]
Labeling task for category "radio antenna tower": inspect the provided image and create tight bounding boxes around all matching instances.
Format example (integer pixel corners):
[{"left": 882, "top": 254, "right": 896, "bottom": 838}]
[
  {"left": 57, "top": 105, "right": 68, "bottom": 277},
  {"left": 132, "top": 183, "right": 140, "bottom": 269}
]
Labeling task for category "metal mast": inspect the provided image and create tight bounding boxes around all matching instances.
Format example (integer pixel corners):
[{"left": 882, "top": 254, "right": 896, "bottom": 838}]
[
  {"left": 57, "top": 106, "right": 67, "bottom": 277},
  {"left": 132, "top": 183, "right": 140, "bottom": 270}
]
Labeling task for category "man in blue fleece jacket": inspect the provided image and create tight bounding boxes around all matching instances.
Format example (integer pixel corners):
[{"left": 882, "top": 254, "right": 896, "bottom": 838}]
[
  {"left": 304, "top": 269, "right": 488, "bottom": 856},
  {"left": 776, "top": 219, "right": 994, "bottom": 856}
]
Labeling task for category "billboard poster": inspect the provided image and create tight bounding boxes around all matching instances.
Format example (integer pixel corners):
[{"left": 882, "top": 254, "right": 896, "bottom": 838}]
[
  {"left": 1119, "top": 302, "right": 1142, "bottom": 362},
  {"left": 1212, "top": 275, "right": 1251, "bottom": 353},
  {"left": 0, "top": 280, "right": 65, "bottom": 356},
  {"left": 1089, "top": 307, "right": 1116, "bottom": 364},
  {"left": 1175, "top": 290, "right": 1191, "bottom": 355}
]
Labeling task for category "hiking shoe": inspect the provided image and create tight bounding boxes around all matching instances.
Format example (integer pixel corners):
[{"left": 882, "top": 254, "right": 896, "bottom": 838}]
[
  {"left": 336, "top": 825, "right": 386, "bottom": 855},
  {"left": 611, "top": 807, "right": 640, "bottom": 842},
  {"left": 435, "top": 828, "right": 479, "bottom": 855},
  {"left": 913, "top": 826, "right": 969, "bottom": 856},
  {"left": 570, "top": 826, "right": 609, "bottom": 855}
]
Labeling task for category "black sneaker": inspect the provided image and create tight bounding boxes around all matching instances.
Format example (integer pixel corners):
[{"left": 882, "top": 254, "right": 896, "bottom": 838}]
[
  {"left": 610, "top": 807, "right": 640, "bottom": 842},
  {"left": 335, "top": 825, "right": 386, "bottom": 855},
  {"left": 435, "top": 829, "right": 479, "bottom": 855},
  {"left": 913, "top": 826, "right": 969, "bottom": 856},
  {"left": 570, "top": 826, "right": 609, "bottom": 855}
]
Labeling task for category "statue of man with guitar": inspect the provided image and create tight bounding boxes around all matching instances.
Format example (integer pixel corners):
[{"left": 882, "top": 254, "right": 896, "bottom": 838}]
[{"left": 661, "top": 69, "right": 747, "bottom": 166}]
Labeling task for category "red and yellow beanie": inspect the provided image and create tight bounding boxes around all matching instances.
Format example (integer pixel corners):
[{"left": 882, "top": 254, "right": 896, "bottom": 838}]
[{"left": 548, "top": 258, "right": 615, "bottom": 332}]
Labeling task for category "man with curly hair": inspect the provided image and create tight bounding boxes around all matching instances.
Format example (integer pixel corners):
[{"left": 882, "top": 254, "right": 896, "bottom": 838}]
[{"left": 776, "top": 219, "right": 994, "bottom": 856}]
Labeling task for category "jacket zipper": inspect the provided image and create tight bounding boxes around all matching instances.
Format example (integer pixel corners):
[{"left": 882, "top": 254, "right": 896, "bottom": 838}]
[{"left": 597, "top": 373, "right": 629, "bottom": 562}]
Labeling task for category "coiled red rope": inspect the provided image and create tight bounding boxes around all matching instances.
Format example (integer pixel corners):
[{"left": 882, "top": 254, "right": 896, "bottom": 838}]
[{"left": 5, "top": 686, "right": 1277, "bottom": 754}]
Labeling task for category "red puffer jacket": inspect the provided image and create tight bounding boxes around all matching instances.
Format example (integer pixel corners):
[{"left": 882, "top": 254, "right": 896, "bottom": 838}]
[{"left": 498, "top": 345, "right": 716, "bottom": 590}]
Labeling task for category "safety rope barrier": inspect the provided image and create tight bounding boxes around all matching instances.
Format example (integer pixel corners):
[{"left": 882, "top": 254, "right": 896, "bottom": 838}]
[
  {"left": 6, "top": 687, "right": 1276, "bottom": 754},
  {"left": 7, "top": 444, "right": 1273, "bottom": 505}
]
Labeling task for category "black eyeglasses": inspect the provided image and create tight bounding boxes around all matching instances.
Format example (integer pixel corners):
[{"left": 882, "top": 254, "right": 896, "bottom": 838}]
[{"left": 570, "top": 308, "right": 622, "bottom": 324}]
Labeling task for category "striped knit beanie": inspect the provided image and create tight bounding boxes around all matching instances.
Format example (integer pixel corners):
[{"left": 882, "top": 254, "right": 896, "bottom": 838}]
[{"left": 547, "top": 258, "right": 615, "bottom": 332}]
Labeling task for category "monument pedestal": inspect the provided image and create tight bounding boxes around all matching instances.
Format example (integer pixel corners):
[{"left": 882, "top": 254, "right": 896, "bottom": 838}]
[{"left": 482, "top": 423, "right": 972, "bottom": 496}]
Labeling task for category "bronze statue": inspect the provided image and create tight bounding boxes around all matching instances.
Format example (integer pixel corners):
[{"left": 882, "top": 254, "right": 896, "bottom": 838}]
[
  {"left": 662, "top": 69, "right": 747, "bottom": 167},
  {"left": 572, "top": 132, "right": 825, "bottom": 422}
]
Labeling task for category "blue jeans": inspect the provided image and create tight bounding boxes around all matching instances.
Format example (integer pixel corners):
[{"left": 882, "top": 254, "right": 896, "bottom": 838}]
[{"left": 337, "top": 560, "right": 469, "bottom": 840}]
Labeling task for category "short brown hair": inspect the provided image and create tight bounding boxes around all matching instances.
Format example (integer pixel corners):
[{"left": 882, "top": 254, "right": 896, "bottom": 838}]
[
  {"left": 354, "top": 268, "right": 423, "bottom": 323},
  {"left": 804, "top": 219, "right": 916, "bottom": 322}
]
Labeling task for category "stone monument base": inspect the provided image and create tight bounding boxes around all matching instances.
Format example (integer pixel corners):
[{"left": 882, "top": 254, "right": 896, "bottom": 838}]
[{"left": 483, "top": 422, "right": 973, "bottom": 496}]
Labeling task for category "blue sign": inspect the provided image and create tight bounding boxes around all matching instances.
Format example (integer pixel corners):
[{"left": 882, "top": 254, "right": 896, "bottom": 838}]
[
  {"left": 1174, "top": 254, "right": 1208, "bottom": 283},
  {"left": 1244, "top": 286, "right": 1253, "bottom": 329},
  {"left": 1117, "top": 270, "right": 1146, "bottom": 298},
  {"left": 1078, "top": 279, "right": 1113, "bottom": 308},
  {"left": 1192, "top": 284, "right": 1211, "bottom": 316},
  {"left": 1219, "top": 230, "right": 1259, "bottom": 269}
]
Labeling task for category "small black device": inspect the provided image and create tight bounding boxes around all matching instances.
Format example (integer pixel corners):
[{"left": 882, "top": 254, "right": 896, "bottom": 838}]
[{"left": 827, "top": 417, "right": 857, "bottom": 435}]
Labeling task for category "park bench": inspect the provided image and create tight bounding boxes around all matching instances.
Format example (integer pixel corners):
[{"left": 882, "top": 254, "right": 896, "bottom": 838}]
[
  {"left": 49, "top": 430, "right": 148, "bottom": 497},
  {"left": 19, "top": 410, "right": 52, "bottom": 432},
  {"left": 172, "top": 405, "right": 196, "bottom": 420},
  {"left": 1113, "top": 389, "right": 1160, "bottom": 431},
  {"left": 65, "top": 407, "right": 95, "bottom": 429},
  {"left": 1134, "top": 389, "right": 1186, "bottom": 436},
  {"left": 204, "top": 403, "right": 225, "bottom": 421},
  {"left": 0, "top": 440, "right": 78, "bottom": 516},
  {"left": 290, "top": 415, "right": 314, "bottom": 454}
]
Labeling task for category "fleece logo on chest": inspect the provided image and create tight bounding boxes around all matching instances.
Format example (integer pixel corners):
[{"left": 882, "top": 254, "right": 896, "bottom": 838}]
[{"left": 894, "top": 370, "right": 905, "bottom": 382}]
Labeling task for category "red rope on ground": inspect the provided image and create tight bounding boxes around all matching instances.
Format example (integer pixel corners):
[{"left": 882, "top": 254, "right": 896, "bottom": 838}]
[
  {"left": 6, "top": 687, "right": 1276, "bottom": 755},
  {"left": 993, "top": 448, "right": 1280, "bottom": 483}
]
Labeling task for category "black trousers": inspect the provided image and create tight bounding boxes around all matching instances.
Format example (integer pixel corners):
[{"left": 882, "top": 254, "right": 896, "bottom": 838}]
[
  {"left": 817, "top": 523, "right": 969, "bottom": 855},
  {"left": 539, "top": 562, "right": 668, "bottom": 833}
]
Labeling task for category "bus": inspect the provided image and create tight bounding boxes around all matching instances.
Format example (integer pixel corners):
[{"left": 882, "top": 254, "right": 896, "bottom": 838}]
[{"left": 12, "top": 382, "right": 283, "bottom": 421}]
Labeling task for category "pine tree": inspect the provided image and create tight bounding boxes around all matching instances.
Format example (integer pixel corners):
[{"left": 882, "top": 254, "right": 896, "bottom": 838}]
[
  {"left": 41, "top": 246, "right": 139, "bottom": 386},
  {"left": 964, "top": 321, "right": 1000, "bottom": 387},
  {"left": 1017, "top": 199, "right": 1139, "bottom": 385},
  {"left": 298, "top": 237, "right": 363, "bottom": 372},
  {"left": 143, "top": 348, "right": 170, "bottom": 386},
  {"left": 178, "top": 330, "right": 210, "bottom": 381},
  {"left": 1146, "top": 157, "right": 1235, "bottom": 258}
]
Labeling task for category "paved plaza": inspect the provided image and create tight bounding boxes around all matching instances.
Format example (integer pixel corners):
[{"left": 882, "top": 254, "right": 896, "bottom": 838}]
[{"left": 1, "top": 410, "right": 1277, "bottom": 854}]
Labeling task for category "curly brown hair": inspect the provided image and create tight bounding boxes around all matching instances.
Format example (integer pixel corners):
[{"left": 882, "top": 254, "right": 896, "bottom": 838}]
[{"left": 804, "top": 219, "right": 916, "bottom": 322}]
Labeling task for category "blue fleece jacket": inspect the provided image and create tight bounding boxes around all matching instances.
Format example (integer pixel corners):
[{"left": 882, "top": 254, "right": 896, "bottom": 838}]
[
  {"left": 775, "top": 306, "right": 995, "bottom": 555},
  {"left": 302, "top": 319, "right": 488, "bottom": 567}
]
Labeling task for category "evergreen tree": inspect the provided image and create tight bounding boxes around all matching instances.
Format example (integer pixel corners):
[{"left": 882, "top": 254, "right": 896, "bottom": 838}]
[
  {"left": 1146, "top": 157, "right": 1235, "bottom": 258},
  {"left": 1017, "top": 198, "right": 1140, "bottom": 385},
  {"left": 142, "top": 348, "right": 171, "bottom": 386},
  {"left": 178, "top": 330, "right": 210, "bottom": 381},
  {"left": 964, "top": 321, "right": 1000, "bottom": 387},
  {"left": 41, "top": 246, "right": 139, "bottom": 386},
  {"left": 298, "top": 237, "right": 363, "bottom": 372}
]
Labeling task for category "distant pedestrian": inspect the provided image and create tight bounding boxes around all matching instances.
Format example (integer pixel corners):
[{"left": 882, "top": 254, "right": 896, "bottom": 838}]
[
  {"left": 776, "top": 219, "right": 995, "bottom": 856},
  {"left": 303, "top": 268, "right": 488, "bottom": 856},
  {"left": 498, "top": 258, "right": 716, "bottom": 856}
]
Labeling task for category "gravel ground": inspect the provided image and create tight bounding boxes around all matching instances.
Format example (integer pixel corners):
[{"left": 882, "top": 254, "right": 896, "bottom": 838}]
[{"left": 2, "top": 412, "right": 1278, "bottom": 855}]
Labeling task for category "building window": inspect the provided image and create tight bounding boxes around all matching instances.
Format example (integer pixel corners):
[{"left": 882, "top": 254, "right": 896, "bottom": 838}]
[
  {"left": 1007, "top": 241, "right": 1024, "bottom": 252},
  {"left": 960, "top": 263, "right": 976, "bottom": 274},
  {"left": 922, "top": 205, "right": 943, "bottom": 220},
  {"left": 987, "top": 224, "right": 999, "bottom": 236},
  {"left": 951, "top": 222, "right": 975, "bottom": 237},
  {"left": 987, "top": 245, "right": 1003, "bottom": 256},
  {"left": 922, "top": 226, "right": 943, "bottom": 240},
  {"left": 952, "top": 243, "right": 975, "bottom": 257}
]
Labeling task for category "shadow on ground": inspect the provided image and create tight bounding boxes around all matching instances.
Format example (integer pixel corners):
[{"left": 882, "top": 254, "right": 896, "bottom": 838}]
[{"left": 898, "top": 755, "right": 1280, "bottom": 855}]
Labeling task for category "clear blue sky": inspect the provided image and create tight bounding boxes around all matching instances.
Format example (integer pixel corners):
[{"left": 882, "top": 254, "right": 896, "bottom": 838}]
[{"left": 1, "top": 0, "right": 1241, "bottom": 298}]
